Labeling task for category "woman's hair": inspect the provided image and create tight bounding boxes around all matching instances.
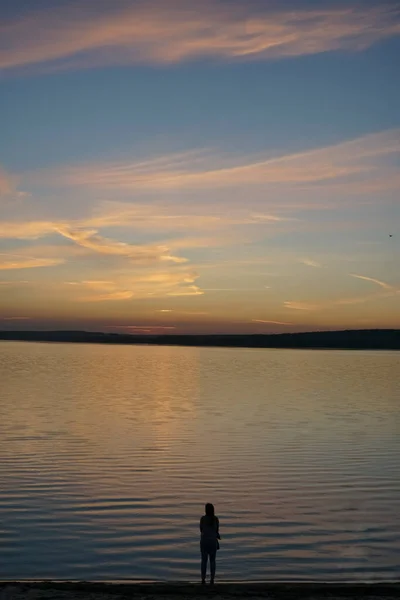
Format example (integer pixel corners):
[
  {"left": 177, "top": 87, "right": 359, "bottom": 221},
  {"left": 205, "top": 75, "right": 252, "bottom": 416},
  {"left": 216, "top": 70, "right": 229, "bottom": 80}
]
[{"left": 205, "top": 503, "right": 215, "bottom": 517}]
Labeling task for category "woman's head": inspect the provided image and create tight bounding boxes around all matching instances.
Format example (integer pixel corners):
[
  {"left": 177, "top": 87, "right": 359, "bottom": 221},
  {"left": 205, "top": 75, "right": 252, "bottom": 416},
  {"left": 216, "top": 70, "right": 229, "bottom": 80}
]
[{"left": 205, "top": 503, "right": 215, "bottom": 517}]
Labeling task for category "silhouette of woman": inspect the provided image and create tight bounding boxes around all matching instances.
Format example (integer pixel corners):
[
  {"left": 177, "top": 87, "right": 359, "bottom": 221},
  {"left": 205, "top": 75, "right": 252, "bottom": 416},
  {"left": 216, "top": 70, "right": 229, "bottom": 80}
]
[{"left": 200, "top": 503, "right": 220, "bottom": 584}]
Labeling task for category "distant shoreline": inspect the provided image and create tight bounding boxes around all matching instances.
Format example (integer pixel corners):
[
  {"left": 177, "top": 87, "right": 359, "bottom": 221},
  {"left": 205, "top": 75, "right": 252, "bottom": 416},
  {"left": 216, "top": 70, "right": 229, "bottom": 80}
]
[
  {"left": 0, "top": 329, "right": 399, "bottom": 350},
  {"left": 0, "top": 581, "right": 400, "bottom": 599}
]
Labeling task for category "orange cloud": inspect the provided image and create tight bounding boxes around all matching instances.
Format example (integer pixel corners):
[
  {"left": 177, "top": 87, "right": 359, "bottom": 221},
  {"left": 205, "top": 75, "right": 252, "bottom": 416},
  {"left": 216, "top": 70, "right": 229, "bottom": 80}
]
[
  {"left": 65, "top": 279, "right": 134, "bottom": 302},
  {"left": 79, "top": 290, "right": 135, "bottom": 302},
  {"left": 0, "top": 254, "right": 64, "bottom": 270},
  {"left": 66, "top": 270, "right": 203, "bottom": 302},
  {"left": 1, "top": 2, "right": 399, "bottom": 73},
  {"left": 56, "top": 226, "right": 187, "bottom": 264},
  {"left": 0, "top": 220, "right": 61, "bottom": 239},
  {"left": 0, "top": 206, "right": 290, "bottom": 243}
]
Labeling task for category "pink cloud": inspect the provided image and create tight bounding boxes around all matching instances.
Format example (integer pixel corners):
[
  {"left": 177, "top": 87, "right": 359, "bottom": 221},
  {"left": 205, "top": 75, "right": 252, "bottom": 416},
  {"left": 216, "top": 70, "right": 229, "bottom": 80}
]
[
  {"left": 1, "top": 2, "right": 399, "bottom": 73},
  {"left": 39, "top": 129, "right": 400, "bottom": 193}
]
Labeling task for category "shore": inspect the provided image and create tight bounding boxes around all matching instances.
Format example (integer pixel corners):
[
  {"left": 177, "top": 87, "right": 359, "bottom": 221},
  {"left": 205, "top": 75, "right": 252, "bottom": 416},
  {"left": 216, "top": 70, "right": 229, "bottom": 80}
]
[
  {"left": 1, "top": 329, "right": 399, "bottom": 350},
  {"left": 1, "top": 582, "right": 399, "bottom": 600}
]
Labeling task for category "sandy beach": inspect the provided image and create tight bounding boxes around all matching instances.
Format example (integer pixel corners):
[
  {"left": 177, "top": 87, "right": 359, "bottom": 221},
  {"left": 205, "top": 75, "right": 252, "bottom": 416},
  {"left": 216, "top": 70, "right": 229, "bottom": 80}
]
[{"left": 0, "top": 582, "right": 399, "bottom": 600}]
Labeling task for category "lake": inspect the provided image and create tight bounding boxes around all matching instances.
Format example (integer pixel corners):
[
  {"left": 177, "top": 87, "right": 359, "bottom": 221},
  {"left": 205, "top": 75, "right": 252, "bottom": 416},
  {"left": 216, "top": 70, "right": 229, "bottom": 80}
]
[{"left": 0, "top": 341, "right": 399, "bottom": 582}]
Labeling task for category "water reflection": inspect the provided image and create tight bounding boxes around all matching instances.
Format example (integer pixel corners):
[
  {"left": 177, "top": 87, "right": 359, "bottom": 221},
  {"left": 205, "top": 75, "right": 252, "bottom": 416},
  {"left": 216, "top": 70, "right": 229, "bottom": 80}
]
[{"left": 0, "top": 342, "right": 399, "bottom": 580}]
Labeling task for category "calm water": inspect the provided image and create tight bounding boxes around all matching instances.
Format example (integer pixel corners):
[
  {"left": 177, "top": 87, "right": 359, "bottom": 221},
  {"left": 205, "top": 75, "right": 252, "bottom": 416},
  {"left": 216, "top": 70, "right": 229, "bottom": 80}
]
[{"left": 0, "top": 342, "right": 399, "bottom": 582}]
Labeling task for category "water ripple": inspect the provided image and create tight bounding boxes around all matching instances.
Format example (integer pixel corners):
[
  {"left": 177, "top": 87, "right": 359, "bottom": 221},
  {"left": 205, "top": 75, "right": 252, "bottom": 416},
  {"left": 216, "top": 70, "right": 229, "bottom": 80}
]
[{"left": 0, "top": 342, "right": 399, "bottom": 581}]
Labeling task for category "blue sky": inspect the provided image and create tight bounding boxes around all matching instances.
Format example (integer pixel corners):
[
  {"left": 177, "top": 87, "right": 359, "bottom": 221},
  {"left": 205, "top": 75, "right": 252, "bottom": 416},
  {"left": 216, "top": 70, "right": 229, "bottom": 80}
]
[{"left": 0, "top": 0, "right": 399, "bottom": 333}]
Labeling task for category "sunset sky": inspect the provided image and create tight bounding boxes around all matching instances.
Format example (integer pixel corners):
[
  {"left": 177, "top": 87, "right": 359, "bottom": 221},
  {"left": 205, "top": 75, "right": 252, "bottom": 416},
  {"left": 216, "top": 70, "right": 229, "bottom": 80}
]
[{"left": 0, "top": 0, "right": 399, "bottom": 334}]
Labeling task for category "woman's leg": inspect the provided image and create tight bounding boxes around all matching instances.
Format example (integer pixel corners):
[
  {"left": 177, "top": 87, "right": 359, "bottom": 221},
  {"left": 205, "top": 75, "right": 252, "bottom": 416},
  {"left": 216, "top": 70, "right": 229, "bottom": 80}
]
[
  {"left": 209, "top": 549, "right": 216, "bottom": 582},
  {"left": 201, "top": 549, "right": 208, "bottom": 581}
]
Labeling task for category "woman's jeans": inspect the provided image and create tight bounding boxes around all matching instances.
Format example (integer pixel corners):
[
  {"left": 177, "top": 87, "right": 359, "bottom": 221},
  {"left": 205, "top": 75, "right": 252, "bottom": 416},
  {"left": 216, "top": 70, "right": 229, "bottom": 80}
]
[{"left": 200, "top": 540, "right": 217, "bottom": 580}]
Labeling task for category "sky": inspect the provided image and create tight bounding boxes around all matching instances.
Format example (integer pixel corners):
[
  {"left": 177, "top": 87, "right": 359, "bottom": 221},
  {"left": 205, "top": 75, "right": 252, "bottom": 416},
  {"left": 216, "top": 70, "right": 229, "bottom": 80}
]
[{"left": 0, "top": 0, "right": 399, "bottom": 335}]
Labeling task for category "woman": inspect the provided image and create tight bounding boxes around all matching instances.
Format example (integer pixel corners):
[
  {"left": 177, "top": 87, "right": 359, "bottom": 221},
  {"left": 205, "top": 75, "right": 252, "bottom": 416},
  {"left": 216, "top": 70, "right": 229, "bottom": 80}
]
[{"left": 200, "top": 503, "right": 220, "bottom": 585}]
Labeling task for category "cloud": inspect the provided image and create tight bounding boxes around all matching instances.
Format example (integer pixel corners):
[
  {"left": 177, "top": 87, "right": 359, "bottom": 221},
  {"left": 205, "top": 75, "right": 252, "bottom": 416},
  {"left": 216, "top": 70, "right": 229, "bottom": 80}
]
[
  {"left": 65, "top": 280, "right": 134, "bottom": 302},
  {"left": 0, "top": 254, "right": 64, "bottom": 270},
  {"left": 252, "top": 319, "right": 292, "bottom": 325},
  {"left": 284, "top": 274, "right": 399, "bottom": 312},
  {"left": 250, "top": 214, "right": 292, "bottom": 222},
  {"left": 0, "top": 168, "right": 16, "bottom": 198},
  {"left": 167, "top": 285, "right": 203, "bottom": 296},
  {"left": 2, "top": 243, "right": 87, "bottom": 260},
  {"left": 299, "top": 259, "right": 322, "bottom": 268},
  {"left": 88, "top": 202, "right": 292, "bottom": 233},
  {"left": 0, "top": 206, "right": 291, "bottom": 247},
  {"left": 0, "top": 167, "right": 29, "bottom": 205},
  {"left": 106, "top": 325, "right": 176, "bottom": 331},
  {"left": 284, "top": 292, "right": 400, "bottom": 311},
  {"left": 1, "top": 1, "right": 399, "bottom": 74},
  {"left": 1, "top": 316, "right": 30, "bottom": 321},
  {"left": 3, "top": 128, "right": 395, "bottom": 257},
  {"left": 156, "top": 310, "right": 209, "bottom": 315},
  {"left": 64, "top": 280, "right": 133, "bottom": 302},
  {"left": 41, "top": 129, "right": 400, "bottom": 194},
  {"left": 66, "top": 270, "right": 203, "bottom": 302},
  {"left": 82, "top": 290, "right": 135, "bottom": 302},
  {"left": 56, "top": 226, "right": 187, "bottom": 264},
  {"left": 283, "top": 301, "right": 320, "bottom": 311},
  {"left": 350, "top": 273, "right": 394, "bottom": 291},
  {"left": 0, "top": 220, "right": 60, "bottom": 239}
]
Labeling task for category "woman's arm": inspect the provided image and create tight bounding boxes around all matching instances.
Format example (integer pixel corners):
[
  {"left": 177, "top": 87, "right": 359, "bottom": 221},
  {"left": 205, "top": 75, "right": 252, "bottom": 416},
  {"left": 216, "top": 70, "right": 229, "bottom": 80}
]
[
  {"left": 200, "top": 516, "right": 203, "bottom": 532},
  {"left": 216, "top": 517, "right": 220, "bottom": 539}
]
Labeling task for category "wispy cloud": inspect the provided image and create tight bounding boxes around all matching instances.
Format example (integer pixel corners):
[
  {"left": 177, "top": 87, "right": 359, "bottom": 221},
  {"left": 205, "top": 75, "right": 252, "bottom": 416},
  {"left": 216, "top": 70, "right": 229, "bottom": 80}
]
[
  {"left": 283, "top": 301, "right": 320, "bottom": 311},
  {"left": 89, "top": 203, "right": 292, "bottom": 232},
  {"left": 1, "top": 316, "right": 31, "bottom": 321},
  {"left": 105, "top": 325, "right": 176, "bottom": 332},
  {"left": 350, "top": 273, "right": 394, "bottom": 291},
  {"left": 65, "top": 279, "right": 135, "bottom": 302},
  {"left": 156, "top": 310, "right": 209, "bottom": 315},
  {"left": 56, "top": 226, "right": 187, "bottom": 264},
  {"left": 87, "top": 291, "right": 135, "bottom": 302},
  {"left": 1, "top": 1, "right": 399, "bottom": 74},
  {"left": 0, "top": 167, "right": 16, "bottom": 198},
  {"left": 0, "top": 208, "right": 289, "bottom": 243},
  {"left": 0, "top": 221, "right": 61, "bottom": 239},
  {"left": 0, "top": 254, "right": 64, "bottom": 270},
  {"left": 3, "top": 128, "right": 395, "bottom": 255},
  {"left": 39, "top": 129, "right": 400, "bottom": 194},
  {"left": 284, "top": 274, "right": 399, "bottom": 311},
  {"left": 252, "top": 319, "right": 292, "bottom": 325},
  {"left": 167, "top": 286, "right": 203, "bottom": 297},
  {"left": 66, "top": 270, "right": 203, "bottom": 302},
  {"left": 299, "top": 259, "right": 322, "bottom": 268}
]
